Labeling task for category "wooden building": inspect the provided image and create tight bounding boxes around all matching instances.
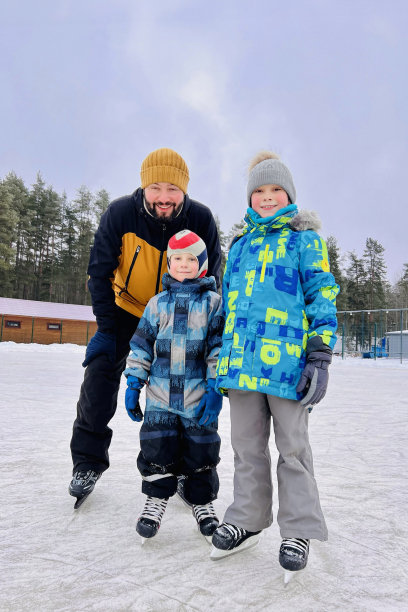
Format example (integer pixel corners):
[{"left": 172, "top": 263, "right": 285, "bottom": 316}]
[{"left": 0, "top": 297, "right": 97, "bottom": 345}]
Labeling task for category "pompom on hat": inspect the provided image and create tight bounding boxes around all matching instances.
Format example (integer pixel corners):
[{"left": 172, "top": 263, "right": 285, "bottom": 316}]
[
  {"left": 247, "top": 151, "right": 296, "bottom": 205},
  {"left": 167, "top": 230, "right": 208, "bottom": 279},
  {"left": 140, "top": 148, "right": 190, "bottom": 193}
]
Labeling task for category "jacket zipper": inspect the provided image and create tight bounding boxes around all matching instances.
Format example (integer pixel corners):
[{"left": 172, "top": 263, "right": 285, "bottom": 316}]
[
  {"left": 119, "top": 245, "right": 141, "bottom": 297},
  {"left": 155, "top": 224, "right": 167, "bottom": 295}
]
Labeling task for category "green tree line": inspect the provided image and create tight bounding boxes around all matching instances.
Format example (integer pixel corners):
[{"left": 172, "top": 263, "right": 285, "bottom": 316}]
[
  {"left": 1, "top": 172, "right": 407, "bottom": 312},
  {"left": 0, "top": 172, "right": 109, "bottom": 304}
]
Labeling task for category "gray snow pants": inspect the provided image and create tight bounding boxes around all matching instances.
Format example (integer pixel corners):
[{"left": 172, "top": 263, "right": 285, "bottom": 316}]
[{"left": 224, "top": 389, "right": 328, "bottom": 541}]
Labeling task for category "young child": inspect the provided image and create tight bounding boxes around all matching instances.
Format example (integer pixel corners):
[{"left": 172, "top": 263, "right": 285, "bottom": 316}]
[
  {"left": 124, "top": 230, "right": 224, "bottom": 541},
  {"left": 211, "top": 152, "right": 339, "bottom": 574}
]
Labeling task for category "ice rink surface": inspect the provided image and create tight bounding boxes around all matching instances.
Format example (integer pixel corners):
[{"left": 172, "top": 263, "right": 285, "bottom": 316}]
[{"left": 1, "top": 342, "right": 407, "bottom": 611}]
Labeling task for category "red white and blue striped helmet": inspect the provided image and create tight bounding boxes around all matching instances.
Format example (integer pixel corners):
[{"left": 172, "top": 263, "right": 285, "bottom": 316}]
[{"left": 167, "top": 230, "right": 208, "bottom": 278}]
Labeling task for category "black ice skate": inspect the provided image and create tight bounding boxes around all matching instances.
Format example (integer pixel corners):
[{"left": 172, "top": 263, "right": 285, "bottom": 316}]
[
  {"left": 69, "top": 469, "right": 101, "bottom": 509},
  {"left": 192, "top": 502, "right": 219, "bottom": 543},
  {"left": 279, "top": 537, "right": 310, "bottom": 583},
  {"left": 210, "top": 523, "right": 261, "bottom": 560},
  {"left": 136, "top": 496, "right": 168, "bottom": 540}
]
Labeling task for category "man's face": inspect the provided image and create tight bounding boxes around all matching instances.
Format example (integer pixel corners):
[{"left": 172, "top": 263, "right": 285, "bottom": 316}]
[{"left": 144, "top": 182, "right": 184, "bottom": 221}]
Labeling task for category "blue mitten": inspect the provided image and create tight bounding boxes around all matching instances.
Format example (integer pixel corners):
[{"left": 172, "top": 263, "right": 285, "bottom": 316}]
[
  {"left": 82, "top": 330, "right": 116, "bottom": 367},
  {"left": 296, "top": 351, "right": 332, "bottom": 411},
  {"left": 195, "top": 379, "right": 223, "bottom": 426},
  {"left": 125, "top": 376, "right": 144, "bottom": 422}
]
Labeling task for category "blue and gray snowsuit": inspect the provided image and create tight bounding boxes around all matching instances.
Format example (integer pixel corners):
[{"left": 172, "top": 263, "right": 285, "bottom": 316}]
[
  {"left": 216, "top": 205, "right": 339, "bottom": 539},
  {"left": 125, "top": 273, "right": 224, "bottom": 504}
]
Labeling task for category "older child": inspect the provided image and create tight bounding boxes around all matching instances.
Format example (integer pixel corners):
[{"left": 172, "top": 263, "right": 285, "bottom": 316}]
[
  {"left": 124, "top": 230, "right": 224, "bottom": 541},
  {"left": 211, "top": 152, "right": 339, "bottom": 574}
]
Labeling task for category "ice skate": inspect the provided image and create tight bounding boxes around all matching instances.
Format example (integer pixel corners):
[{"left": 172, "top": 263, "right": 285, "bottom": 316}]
[
  {"left": 192, "top": 502, "right": 219, "bottom": 543},
  {"left": 136, "top": 496, "right": 168, "bottom": 540},
  {"left": 279, "top": 538, "right": 309, "bottom": 579},
  {"left": 210, "top": 523, "right": 261, "bottom": 560},
  {"left": 69, "top": 469, "right": 101, "bottom": 509}
]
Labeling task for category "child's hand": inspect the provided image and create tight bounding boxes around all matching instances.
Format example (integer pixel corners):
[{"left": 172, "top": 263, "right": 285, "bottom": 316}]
[
  {"left": 296, "top": 351, "right": 331, "bottom": 410},
  {"left": 195, "top": 379, "right": 223, "bottom": 426},
  {"left": 125, "top": 376, "right": 144, "bottom": 422}
]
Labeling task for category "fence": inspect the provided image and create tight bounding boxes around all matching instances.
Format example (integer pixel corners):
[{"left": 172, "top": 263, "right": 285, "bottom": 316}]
[{"left": 336, "top": 308, "right": 408, "bottom": 362}]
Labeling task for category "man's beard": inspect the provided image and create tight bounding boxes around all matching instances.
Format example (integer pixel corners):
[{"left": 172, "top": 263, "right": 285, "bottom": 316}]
[{"left": 144, "top": 199, "right": 182, "bottom": 222}]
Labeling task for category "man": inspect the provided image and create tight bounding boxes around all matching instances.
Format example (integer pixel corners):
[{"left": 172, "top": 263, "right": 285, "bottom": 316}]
[{"left": 69, "top": 147, "right": 221, "bottom": 506}]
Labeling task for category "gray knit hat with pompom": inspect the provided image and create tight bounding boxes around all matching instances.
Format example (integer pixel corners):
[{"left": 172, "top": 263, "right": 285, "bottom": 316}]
[{"left": 247, "top": 151, "right": 296, "bottom": 205}]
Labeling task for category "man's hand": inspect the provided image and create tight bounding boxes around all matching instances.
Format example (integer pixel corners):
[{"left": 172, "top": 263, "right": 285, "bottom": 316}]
[
  {"left": 82, "top": 331, "right": 116, "bottom": 367},
  {"left": 195, "top": 379, "right": 223, "bottom": 426}
]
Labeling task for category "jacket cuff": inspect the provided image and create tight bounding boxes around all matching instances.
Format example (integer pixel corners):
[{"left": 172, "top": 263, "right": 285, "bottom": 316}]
[{"left": 306, "top": 335, "right": 333, "bottom": 356}]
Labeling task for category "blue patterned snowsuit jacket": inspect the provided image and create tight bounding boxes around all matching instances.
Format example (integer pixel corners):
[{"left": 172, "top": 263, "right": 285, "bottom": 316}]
[
  {"left": 216, "top": 205, "right": 339, "bottom": 401},
  {"left": 125, "top": 273, "right": 224, "bottom": 419}
]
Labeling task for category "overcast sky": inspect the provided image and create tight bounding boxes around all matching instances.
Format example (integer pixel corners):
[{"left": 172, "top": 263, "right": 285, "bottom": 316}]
[{"left": 1, "top": 0, "right": 407, "bottom": 281}]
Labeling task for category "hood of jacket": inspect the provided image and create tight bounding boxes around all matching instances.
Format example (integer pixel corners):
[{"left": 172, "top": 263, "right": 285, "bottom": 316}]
[{"left": 161, "top": 272, "right": 217, "bottom": 294}]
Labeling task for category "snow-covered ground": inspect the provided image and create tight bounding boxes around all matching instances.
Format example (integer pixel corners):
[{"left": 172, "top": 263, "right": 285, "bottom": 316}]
[{"left": 1, "top": 342, "right": 407, "bottom": 612}]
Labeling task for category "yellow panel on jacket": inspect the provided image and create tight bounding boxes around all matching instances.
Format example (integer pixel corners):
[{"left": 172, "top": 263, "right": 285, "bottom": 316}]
[{"left": 112, "top": 233, "right": 168, "bottom": 318}]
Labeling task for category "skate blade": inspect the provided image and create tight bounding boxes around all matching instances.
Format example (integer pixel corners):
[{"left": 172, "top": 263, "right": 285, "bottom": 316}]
[
  {"left": 73, "top": 493, "right": 91, "bottom": 509},
  {"left": 284, "top": 570, "right": 294, "bottom": 585},
  {"left": 283, "top": 568, "right": 305, "bottom": 586},
  {"left": 210, "top": 533, "right": 261, "bottom": 560}
]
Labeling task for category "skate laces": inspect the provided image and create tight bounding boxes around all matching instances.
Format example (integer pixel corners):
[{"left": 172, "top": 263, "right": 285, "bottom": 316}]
[
  {"left": 140, "top": 496, "right": 168, "bottom": 523},
  {"left": 192, "top": 502, "right": 217, "bottom": 523},
  {"left": 222, "top": 523, "right": 248, "bottom": 539},
  {"left": 281, "top": 538, "right": 309, "bottom": 555},
  {"left": 72, "top": 469, "right": 99, "bottom": 484}
]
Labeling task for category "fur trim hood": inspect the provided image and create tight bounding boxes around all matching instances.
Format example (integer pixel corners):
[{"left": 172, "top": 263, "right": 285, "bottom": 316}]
[{"left": 289, "top": 209, "right": 321, "bottom": 233}]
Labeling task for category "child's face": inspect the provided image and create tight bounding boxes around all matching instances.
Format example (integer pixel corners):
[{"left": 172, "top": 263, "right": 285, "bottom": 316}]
[
  {"left": 251, "top": 184, "right": 289, "bottom": 217},
  {"left": 169, "top": 253, "right": 199, "bottom": 282}
]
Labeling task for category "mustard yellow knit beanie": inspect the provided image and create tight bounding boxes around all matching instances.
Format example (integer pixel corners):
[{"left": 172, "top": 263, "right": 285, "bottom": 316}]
[{"left": 140, "top": 148, "right": 190, "bottom": 193}]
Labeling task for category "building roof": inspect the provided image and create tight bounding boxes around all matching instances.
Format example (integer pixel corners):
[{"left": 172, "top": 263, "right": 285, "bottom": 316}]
[{"left": 0, "top": 297, "right": 96, "bottom": 322}]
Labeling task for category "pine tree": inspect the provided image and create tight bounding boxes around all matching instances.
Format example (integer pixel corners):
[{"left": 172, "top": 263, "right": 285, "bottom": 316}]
[
  {"left": 1, "top": 172, "right": 31, "bottom": 298},
  {"left": 394, "top": 263, "right": 408, "bottom": 329},
  {"left": 59, "top": 195, "right": 79, "bottom": 303},
  {"left": 346, "top": 251, "right": 367, "bottom": 311},
  {"left": 29, "top": 174, "right": 62, "bottom": 301},
  {"left": 73, "top": 186, "right": 95, "bottom": 304},
  {"left": 0, "top": 181, "right": 18, "bottom": 295},
  {"left": 326, "top": 235, "right": 347, "bottom": 310},
  {"left": 396, "top": 264, "right": 408, "bottom": 305},
  {"left": 93, "top": 189, "right": 110, "bottom": 225},
  {"left": 363, "top": 238, "right": 388, "bottom": 310}
]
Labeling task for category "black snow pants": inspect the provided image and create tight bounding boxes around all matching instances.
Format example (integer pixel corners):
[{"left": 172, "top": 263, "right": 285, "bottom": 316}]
[
  {"left": 70, "top": 306, "right": 140, "bottom": 474},
  {"left": 137, "top": 410, "right": 221, "bottom": 504}
]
